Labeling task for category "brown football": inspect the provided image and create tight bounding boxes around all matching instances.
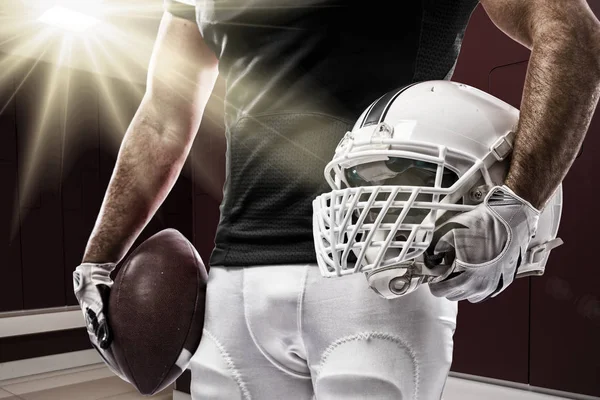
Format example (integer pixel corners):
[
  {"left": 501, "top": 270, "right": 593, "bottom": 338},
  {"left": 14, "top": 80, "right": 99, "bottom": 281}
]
[{"left": 108, "top": 228, "right": 207, "bottom": 395}]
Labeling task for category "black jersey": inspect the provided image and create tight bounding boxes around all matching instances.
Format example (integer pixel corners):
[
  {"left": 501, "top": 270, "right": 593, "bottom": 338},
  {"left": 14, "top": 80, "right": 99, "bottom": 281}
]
[{"left": 165, "top": 0, "right": 480, "bottom": 267}]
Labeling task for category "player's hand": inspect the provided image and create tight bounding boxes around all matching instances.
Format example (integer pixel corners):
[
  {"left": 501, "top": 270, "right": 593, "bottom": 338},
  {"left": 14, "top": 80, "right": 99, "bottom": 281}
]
[
  {"left": 428, "top": 185, "right": 540, "bottom": 303},
  {"left": 73, "top": 262, "right": 128, "bottom": 382}
]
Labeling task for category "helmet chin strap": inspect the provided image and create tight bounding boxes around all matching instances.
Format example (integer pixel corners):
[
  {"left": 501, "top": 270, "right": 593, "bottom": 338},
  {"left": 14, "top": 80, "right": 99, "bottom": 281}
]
[
  {"left": 364, "top": 256, "right": 452, "bottom": 299},
  {"left": 362, "top": 229, "right": 451, "bottom": 299},
  {"left": 362, "top": 230, "right": 417, "bottom": 299},
  {"left": 365, "top": 263, "right": 425, "bottom": 299}
]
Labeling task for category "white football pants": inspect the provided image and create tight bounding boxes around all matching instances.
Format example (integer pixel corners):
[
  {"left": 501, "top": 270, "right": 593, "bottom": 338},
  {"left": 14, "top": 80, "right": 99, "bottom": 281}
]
[{"left": 189, "top": 264, "right": 458, "bottom": 400}]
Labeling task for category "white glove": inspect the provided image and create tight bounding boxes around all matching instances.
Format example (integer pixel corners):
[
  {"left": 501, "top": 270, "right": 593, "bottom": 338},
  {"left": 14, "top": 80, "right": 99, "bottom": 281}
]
[
  {"left": 73, "top": 262, "right": 129, "bottom": 382},
  {"left": 429, "top": 185, "right": 540, "bottom": 303}
]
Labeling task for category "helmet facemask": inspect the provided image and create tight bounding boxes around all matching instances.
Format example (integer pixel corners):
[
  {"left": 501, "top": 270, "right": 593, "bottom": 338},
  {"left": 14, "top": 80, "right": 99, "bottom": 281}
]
[
  {"left": 344, "top": 157, "right": 460, "bottom": 263},
  {"left": 312, "top": 125, "right": 490, "bottom": 279}
]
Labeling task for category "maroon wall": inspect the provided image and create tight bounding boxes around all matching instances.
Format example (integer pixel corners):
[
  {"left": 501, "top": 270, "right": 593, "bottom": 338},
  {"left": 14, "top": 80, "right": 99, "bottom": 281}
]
[{"left": 0, "top": 62, "right": 22, "bottom": 313}]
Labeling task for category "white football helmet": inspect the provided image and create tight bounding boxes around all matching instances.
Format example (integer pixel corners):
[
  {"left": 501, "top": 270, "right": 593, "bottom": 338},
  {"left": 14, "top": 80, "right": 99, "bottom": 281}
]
[{"left": 312, "top": 80, "right": 564, "bottom": 298}]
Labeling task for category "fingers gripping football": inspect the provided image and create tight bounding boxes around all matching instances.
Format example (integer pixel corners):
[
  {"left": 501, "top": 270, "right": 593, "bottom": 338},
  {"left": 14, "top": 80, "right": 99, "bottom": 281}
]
[
  {"left": 429, "top": 185, "right": 540, "bottom": 303},
  {"left": 73, "top": 262, "right": 129, "bottom": 382}
]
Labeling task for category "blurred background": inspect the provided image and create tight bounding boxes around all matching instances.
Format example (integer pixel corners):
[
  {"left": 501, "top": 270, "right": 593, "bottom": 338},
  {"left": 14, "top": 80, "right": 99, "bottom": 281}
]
[{"left": 0, "top": 1, "right": 598, "bottom": 399}]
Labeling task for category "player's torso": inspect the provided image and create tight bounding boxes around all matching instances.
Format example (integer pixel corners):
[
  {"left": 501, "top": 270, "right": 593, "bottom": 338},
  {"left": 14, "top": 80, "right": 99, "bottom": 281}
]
[{"left": 201, "top": 0, "right": 480, "bottom": 266}]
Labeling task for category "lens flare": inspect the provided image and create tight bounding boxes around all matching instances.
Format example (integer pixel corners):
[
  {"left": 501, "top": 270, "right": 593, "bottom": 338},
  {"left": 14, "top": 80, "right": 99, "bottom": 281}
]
[
  {"left": 0, "top": 0, "right": 314, "bottom": 230},
  {"left": 38, "top": 6, "right": 100, "bottom": 32}
]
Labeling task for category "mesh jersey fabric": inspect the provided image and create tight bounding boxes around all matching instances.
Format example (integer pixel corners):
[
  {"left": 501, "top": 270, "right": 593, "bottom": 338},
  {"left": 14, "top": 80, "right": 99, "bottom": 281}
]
[{"left": 164, "top": 0, "right": 480, "bottom": 266}]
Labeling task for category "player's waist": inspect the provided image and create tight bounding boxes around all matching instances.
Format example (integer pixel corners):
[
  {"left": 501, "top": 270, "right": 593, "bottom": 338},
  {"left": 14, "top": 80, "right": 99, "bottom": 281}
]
[{"left": 210, "top": 225, "right": 318, "bottom": 267}]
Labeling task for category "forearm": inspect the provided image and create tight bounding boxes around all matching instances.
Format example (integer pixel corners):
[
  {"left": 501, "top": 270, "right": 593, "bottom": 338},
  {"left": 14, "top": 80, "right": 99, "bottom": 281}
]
[
  {"left": 82, "top": 102, "right": 194, "bottom": 264},
  {"left": 505, "top": 21, "right": 600, "bottom": 210}
]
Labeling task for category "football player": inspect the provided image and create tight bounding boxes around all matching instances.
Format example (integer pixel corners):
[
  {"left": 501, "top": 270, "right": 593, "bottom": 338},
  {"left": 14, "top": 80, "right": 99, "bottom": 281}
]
[{"left": 74, "top": 0, "right": 600, "bottom": 398}]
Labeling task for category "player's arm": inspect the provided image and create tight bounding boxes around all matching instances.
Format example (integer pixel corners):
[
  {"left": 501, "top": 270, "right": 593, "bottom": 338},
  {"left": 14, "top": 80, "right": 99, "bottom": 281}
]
[
  {"left": 82, "top": 3, "right": 219, "bottom": 264},
  {"left": 480, "top": 0, "right": 600, "bottom": 209}
]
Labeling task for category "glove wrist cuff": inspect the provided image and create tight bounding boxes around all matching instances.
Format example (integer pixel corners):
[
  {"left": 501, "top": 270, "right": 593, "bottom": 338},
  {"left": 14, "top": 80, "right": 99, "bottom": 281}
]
[
  {"left": 79, "top": 262, "right": 117, "bottom": 273},
  {"left": 489, "top": 184, "right": 540, "bottom": 214}
]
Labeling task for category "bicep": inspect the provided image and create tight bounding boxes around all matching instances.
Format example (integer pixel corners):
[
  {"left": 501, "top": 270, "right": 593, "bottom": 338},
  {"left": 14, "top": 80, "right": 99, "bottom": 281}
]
[{"left": 143, "top": 2, "right": 219, "bottom": 136}]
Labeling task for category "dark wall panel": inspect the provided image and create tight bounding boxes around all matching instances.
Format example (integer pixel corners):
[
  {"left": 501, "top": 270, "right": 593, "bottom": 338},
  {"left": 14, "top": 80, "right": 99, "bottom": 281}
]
[
  {"left": 174, "top": 370, "right": 191, "bottom": 394},
  {"left": 0, "top": 68, "right": 18, "bottom": 162},
  {"left": 190, "top": 77, "right": 226, "bottom": 202},
  {"left": 188, "top": 77, "right": 225, "bottom": 264},
  {"left": 0, "top": 68, "right": 23, "bottom": 312},
  {"left": 449, "top": 283, "right": 531, "bottom": 382},
  {"left": 61, "top": 69, "right": 101, "bottom": 306},
  {"left": 15, "top": 61, "right": 66, "bottom": 310},
  {"left": 0, "top": 328, "right": 90, "bottom": 363},
  {"left": 192, "top": 194, "right": 221, "bottom": 265}
]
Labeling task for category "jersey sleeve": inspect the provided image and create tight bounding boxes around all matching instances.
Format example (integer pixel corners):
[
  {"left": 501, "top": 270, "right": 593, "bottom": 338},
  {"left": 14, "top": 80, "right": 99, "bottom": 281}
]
[{"left": 164, "top": 0, "right": 197, "bottom": 22}]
